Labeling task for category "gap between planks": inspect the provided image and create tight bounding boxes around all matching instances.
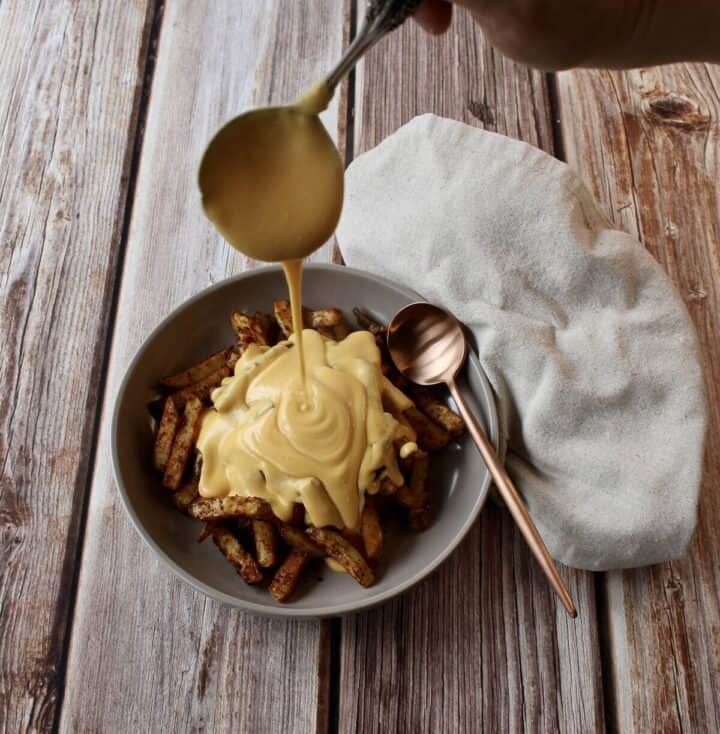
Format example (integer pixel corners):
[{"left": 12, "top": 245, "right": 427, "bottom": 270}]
[{"left": 48, "top": 2, "right": 167, "bottom": 731}]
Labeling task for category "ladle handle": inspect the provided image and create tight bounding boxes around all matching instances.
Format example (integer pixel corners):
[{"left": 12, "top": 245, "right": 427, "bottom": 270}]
[
  {"left": 326, "top": 0, "right": 422, "bottom": 89},
  {"left": 446, "top": 378, "right": 578, "bottom": 618}
]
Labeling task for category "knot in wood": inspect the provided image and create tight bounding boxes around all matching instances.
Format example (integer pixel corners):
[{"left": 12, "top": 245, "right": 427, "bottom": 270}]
[{"left": 643, "top": 92, "right": 711, "bottom": 130}]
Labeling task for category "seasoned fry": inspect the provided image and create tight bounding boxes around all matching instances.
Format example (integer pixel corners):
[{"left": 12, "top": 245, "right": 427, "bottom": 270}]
[
  {"left": 379, "top": 476, "right": 399, "bottom": 496},
  {"left": 403, "top": 406, "right": 450, "bottom": 451},
  {"left": 211, "top": 525, "right": 263, "bottom": 584},
  {"left": 197, "top": 521, "right": 216, "bottom": 542},
  {"left": 410, "top": 386, "right": 465, "bottom": 438},
  {"left": 153, "top": 397, "right": 180, "bottom": 472},
  {"left": 162, "top": 396, "right": 204, "bottom": 491},
  {"left": 360, "top": 499, "right": 383, "bottom": 562},
  {"left": 274, "top": 300, "right": 347, "bottom": 340},
  {"left": 188, "top": 495, "right": 274, "bottom": 521},
  {"left": 172, "top": 476, "right": 199, "bottom": 514},
  {"left": 272, "top": 299, "right": 294, "bottom": 338},
  {"left": 353, "top": 307, "right": 386, "bottom": 346},
  {"left": 269, "top": 549, "right": 309, "bottom": 602},
  {"left": 172, "top": 366, "right": 231, "bottom": 408},
  {"left": 395, "top": 453, "right": 430, "bottom": 509},
  {"left": 226, "top": 349, "right": 240, "bottom": 370},
  {"left": 252, "top": 520, "right": 280, "bottom": 568},
  {"left": 231, "top": 310, "right": 271, "bottom": 353},
  {"left": 160, "top": 347, "right": 233, "bottom": 389},
  {"left": 307, "top": 528, "right": 375, "bottom": 587},
  {"left": 408, "top": 505, "right": 433, "bottom": 531},
  {"left": 278, "top": 524, "right": 324, "bottom": 557}
]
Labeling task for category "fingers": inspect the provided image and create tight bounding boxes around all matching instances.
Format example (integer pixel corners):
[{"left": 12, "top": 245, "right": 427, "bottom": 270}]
[{"left": 413, "top": 0, "right": 453, "bottom": 35}]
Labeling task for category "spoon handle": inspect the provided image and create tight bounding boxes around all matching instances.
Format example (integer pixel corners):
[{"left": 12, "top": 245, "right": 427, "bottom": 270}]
[
  {"left": 446, "top": 379, "right": 577, "bottom": 618},
  {"left": 326, "top": 0, "right": 422, "bottom": 89}
]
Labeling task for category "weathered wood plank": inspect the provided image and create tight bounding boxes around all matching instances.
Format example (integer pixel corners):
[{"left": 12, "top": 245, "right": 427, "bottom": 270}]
[
  {"left": 58, "top": 2, "right": 345, "bottom": 732},
  {"left": 0, "top": 1, "right": 156, "bottom": 730},
  {"left": 556, "top": 64, "right": 720, "bottom": 734},
  {"left": 339, "top": 7, "right": 604, "bottom": 733}
]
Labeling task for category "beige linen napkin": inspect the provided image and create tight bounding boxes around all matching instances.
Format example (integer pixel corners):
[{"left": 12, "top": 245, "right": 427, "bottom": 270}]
[{"left": 337, "top": 114, "right": 706, "bottom": 571}]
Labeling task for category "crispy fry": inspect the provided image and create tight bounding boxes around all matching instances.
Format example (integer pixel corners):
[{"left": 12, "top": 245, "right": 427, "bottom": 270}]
[
  {"left": 360, "top": 499, "right": 383, "bottom": 562},
  {"left": 269, "top": 549, "right": 309, "bottom": 602},
  {"left": 403, "top": 406, "right": 450, "bottom": 451},
  {"left": 211, "top": 525, "right": 263, "bottom": 584},
  {"left": 197, "top": 521, "right": 216, "bottom": 542},
  {"left": 395, "top": 484, "right": 429, "bottom": 509},
  {"left": 408, "top": 505, "right": 433, "bottom": 531},
  {"left": 188, "top": 495, "right": 274, "bottom": 521},
  {"left": 172, "top": 476, "right": 199, "bottom": 514},
  {"left": 352, "top": 307, "right": 386, "bottom": 346},
  {"left": 395, "top": 452, "right": 430, "bottom": 509},
  {"left": 278, "top": 524, "right": 324, "bottom": 557},
  {"left": 172, "top": 366, "right": 231, "bottom": 408},
  {"left": 162, "top": 396, "right": 203, "bottom": 491},
  {"left": 226, "top": 349, "right": 240, "bottom": 370},
  {"left": 272, "top": 299, "right": 294, "bottom": 338},
  {"left": 153, "top": 397, "right": 180, "bottom": 472},
  {"left": 307, "top": 528, "right": 375, "bottom": 587},
  {"left": 160, "top": 347, "right": 233, "bottom": 389},
  {"left": 231, "top": 310, "right": 271, "bottom": 353},
  {"left": 379, "top": 476, "right": 399, "bottom": 496},
  {"left": 410, "top": 386, "right": 465, "bottom": 438},
  {"left": 252, "top": 519, "right": 280, "bottom": 568}
]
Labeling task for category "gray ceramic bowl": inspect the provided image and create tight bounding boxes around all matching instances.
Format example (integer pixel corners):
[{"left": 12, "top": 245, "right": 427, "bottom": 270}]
[{"left": 112, "top": 264, "right": 498, "bottom": 617}]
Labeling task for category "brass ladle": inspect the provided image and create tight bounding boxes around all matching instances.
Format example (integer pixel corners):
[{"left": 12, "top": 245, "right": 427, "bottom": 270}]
[{"left": 388, "top": 302, "right": 578, "bottom": 618}]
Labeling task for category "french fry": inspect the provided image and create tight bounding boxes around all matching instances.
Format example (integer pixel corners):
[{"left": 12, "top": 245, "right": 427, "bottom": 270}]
[
  {"left": 274, "top": 300, "right": 347, "bottom": 340},
  {"left": 272, "top": 299, "right": 294, "bottom": 338},
  {"left": 307, "top": 528, "right": 375, "bottom": 587},
  {"left": 408, "top": 506, "right": 433, "bottom": 531},
  {"left": 230, "top": 311, "right": 271, "bottom": 353},
  {"left": 162, "top": 396, "right": 203, "bottom": 491},
  {"left": 410, "top": 386, "right": 465, "bottom": 438},
  {"left": 172, "top": 476, "right": 199, "bottom": 514},
  {"left": 360, "top": 499, "right": 383, "bottom": 562},
  {"left": 403, "top": 406, "right": 450, "bottom": 451},
  {"left": 379, "top": 476, "right": 399, "bottom": 496},
  {"left": 226, "top": 349, "right": 240, "bottom": 370},
  {"left": 197, "top": 521, "right": 216, "bottom": 543},
  {"left": 278, "top": 524, "right": 324, "bottom": 557},
  {"left": 353, "top": 307, "right": 386, "bottom": 346},
  {"left": 188, "top": 495, "right": 274, "bottom": 521},
  {"left": 252, "top": 520, "right": 280, "bottom": 568},
  {"left": 153, "top": 397, "right": 180, "bottom": 472},
  {"left": 269, "top": 549, "right": 309, "bottom": 602},
  {"left": 395, "top": 453, "right": 430, "bottom": 509},
  {"left": 160, "top": 347, "right": 233, "bottom": 389},
  {"left": 211, "top": 525, "right": 263, "bottom": 584},
  {"left": 172, "top": 366, "right": 231, "bottom": 408}
]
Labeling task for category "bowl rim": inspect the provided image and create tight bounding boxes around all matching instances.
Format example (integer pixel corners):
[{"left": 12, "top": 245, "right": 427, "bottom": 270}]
[{"left": 111, "top": 263, "right": 498, "bottom": 618}]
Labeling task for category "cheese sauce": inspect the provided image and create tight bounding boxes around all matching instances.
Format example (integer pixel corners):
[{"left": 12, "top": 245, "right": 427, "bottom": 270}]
[{"left": 196, "top": 329, "right": 405, "bottom": 531}]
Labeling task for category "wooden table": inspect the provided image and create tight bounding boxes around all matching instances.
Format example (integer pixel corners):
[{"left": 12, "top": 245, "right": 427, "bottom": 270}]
[{"left": 2, "top": 2, "right": 718, "bottom": 731}]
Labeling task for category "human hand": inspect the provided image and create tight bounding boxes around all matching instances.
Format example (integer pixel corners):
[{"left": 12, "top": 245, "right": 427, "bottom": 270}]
[{"left": 413, "top": 0, "right": 720, "bottom": 70}]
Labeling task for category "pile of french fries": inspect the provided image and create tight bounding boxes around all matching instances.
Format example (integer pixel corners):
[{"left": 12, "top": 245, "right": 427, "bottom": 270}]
[{"left": 150, "top": 302, "right": 465, "bottom": 602}]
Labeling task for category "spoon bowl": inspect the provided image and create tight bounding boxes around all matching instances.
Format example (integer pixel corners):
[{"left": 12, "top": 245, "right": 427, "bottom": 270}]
[{"left": 387, "top": 302, "right": 467, "bottom": 385}]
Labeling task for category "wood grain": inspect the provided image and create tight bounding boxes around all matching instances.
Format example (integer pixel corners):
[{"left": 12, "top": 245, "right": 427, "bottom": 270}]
[
  {"left": 55, "top": 2, "right": 345, "bottom": 732},
  {"left": 338, "top": 7, "right": 605, "bottom": 732},
  {"left": 556, "top": 64, "right": 720, "bottom": 734},
  {"left": 0, "top": 1, "right": 155, "bottom": 730}
]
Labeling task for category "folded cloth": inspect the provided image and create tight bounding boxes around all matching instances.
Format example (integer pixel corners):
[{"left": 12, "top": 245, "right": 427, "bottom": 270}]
[{"left": 337, "top": 114, "right": 706, "bottom": 571}]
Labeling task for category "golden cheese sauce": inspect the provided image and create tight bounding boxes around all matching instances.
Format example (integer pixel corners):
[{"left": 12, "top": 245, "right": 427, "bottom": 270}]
[
  {"left": 197, "top": 329, "right": 406, "bottom": 531},
  {"left": 197, "top": 80, "right": 405, "bottom": 533}
]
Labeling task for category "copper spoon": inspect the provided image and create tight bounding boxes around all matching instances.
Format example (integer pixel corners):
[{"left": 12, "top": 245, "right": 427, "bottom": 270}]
[{"left": 387, "top": 302, "right": 577, "bottom": 618}]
